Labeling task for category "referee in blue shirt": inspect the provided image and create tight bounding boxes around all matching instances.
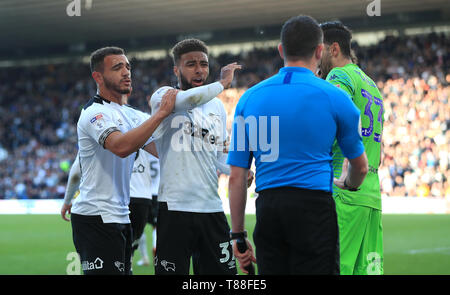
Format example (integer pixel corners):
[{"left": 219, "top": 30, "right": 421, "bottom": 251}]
[{"left": 227, "top": 15, "right": 368, "bottom": 275}]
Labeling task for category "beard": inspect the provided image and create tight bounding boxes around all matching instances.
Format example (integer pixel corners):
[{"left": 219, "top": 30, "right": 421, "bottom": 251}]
[
  {"left": 104, "top": 76, "right": 131, "bottom": 94},
  {"left": 319, "top": 53, "right": 333, "bottom": 80},
  {"left": 178, "top": 71, "right": 194, "bottom": 90},
  {"left": 319, "top": 61, "right": 332, "bottom": 80},
  {"left": 178, "top": 70, "right": 207, "bottom": 91}
]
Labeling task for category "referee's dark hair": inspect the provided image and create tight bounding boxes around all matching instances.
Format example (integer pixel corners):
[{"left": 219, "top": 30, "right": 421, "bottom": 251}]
[
  {"left": 320, "top": 21, "right": 353, "bottom": 59},
  {"left": 90, "top": 46, "right": 125, "bottom": 73},
  {"left": 171, "top": 38, "right": 209, "bottom": 65},
  {"left": 280, "top": 15, "right": 323, "bottom": 61}
]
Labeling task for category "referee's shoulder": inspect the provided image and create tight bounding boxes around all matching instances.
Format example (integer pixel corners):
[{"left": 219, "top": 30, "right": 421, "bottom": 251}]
[
  {"left": 240, "top": 75, "right": 278, "bottom": 100},
  {"left": 316, "top": 76, "right": 350, "bottom": 98}
]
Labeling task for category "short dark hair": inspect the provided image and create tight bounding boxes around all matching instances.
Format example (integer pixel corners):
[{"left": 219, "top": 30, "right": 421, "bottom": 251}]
[
  {"left": 171, "top": 39, "right": 208, "bottom": 65},
  {"left": 90, "top": 46, "right": 125, "bottom": 73},
  {"left": 320, "top": 21, "right": 352, "bottom": 58},
  {"left": 280, "top": 15, "right": 323, "bottom": 61}
]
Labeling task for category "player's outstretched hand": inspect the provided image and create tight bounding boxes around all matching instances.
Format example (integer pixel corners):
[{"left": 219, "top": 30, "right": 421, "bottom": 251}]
[
  {"left": 232, "top": 239, "right": 256, "bottom": 274},
  {"left": 61, "top": 203, "right": 72, "bottom": 222},
  {"left": 219, "top": 62, "right": 242, "bottom": 89},
  {"left": 157, "top": 89, "right": 179, "bottom": 118}
]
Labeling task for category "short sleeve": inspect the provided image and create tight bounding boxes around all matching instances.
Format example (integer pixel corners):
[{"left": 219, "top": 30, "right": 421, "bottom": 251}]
[
  {"left": 149, "top": 86, "right": 173, "bottom": 140},
  {"left": 78, "top": 107, "right": 120, "bottom": 148},
  {"left": 226, "top": 92, "right": 253, "bottom": 169},
  {"left": 326, "top": 68, "right": 355, "bottom": 100},
  {"left": 150, "top": 86, "right": 172, "bottom": 115}
]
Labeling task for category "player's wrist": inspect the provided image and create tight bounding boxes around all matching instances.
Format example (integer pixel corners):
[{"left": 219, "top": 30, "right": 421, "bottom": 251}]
[
  {"left": 343, "top": 178, "right": 359, "bottom": 191},
  {"left": 230, "top": 230, "right": 247, "bottom": 240}
]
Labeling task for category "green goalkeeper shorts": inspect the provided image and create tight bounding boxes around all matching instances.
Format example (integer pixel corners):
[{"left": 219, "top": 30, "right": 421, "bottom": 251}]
[{"left": 334, "top": 193, "right": 384, "bottom": 275}]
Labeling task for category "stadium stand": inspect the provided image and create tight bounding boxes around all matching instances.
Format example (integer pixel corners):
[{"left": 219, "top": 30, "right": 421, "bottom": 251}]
[{"left": 0, "top": 32, "right": 448, "bottom": 199}]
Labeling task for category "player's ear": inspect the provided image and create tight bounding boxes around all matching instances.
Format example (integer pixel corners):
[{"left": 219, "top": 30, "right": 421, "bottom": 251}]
[
  {"left": 331, "top": 42, "right": 340, "bottom": 57},
  {"left": 92, "top": 71, "right": 103, "bottom": 85},
  {"left": 173, "top": 65, "right": 179, "bottom": 77},
  {"left": 277, "top": 43, "right": 284, "bottom": 60}
]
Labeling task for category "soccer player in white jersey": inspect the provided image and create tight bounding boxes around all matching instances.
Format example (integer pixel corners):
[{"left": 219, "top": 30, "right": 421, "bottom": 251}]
[
  {"left": 69, "top": 46, "right": 177, "bottom": 275},
  {"left": 61, "top": 106, "right": 161, "bottom": 268},
  {"left": 149, "top": 39, "right": 248, "bottom": 275}
]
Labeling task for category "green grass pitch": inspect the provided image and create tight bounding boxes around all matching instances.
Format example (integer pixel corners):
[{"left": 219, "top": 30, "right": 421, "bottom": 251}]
[{"left": 0, "top": 214, "right": 449, "bottom": 275}]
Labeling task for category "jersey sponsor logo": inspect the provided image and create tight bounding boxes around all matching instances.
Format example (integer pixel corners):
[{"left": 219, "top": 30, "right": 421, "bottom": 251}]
[
  {"left": 168, "top": 114, "right": 226, "bottom": 152},
  {"left": 183, "top": 121, "right": 220, "bottom": 145}
]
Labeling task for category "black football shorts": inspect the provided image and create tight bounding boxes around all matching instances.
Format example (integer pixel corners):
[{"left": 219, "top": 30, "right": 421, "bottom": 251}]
[
  {"left": 154, "top": 202, "right": 237, "bottom": 275},
  {"left": 71, "top": 213, "right": 133, "bottom": 275}
]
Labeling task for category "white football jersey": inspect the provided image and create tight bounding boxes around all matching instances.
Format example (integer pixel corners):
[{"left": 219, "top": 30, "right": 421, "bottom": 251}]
[
  {"left": 72, "top": 95, "right": 146, "bottom": 223},
  {"left": 129, "top": 109, "right": 160, "bottom": 199},
  {"left": 150, "top": 85, "right": 227, "bottom": 212}
]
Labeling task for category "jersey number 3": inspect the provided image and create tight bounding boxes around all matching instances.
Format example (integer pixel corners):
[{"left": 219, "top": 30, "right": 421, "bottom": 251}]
[{"left": 361, "top": 89, "right": 383, "bottom": 143}]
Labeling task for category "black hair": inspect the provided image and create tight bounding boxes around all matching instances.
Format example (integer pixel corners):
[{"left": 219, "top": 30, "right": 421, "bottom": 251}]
[
  {"left": 90, "top": 46, "right": 125, "bottom": 73},
  {"left": 280, "top": 15, "right": 323, "bottom": 61},
  {"left": 171, "top": 38, "right": 208, "bottom": 65},
  {"left": 320, "top": 21, "right": 352, "bottom": 58}
]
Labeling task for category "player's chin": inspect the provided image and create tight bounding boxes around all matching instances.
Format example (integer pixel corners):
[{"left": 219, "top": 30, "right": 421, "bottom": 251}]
[
  {"left": 191, "top": 79, "right": 205, "bottom": 87},
  {"left": 118, "top": 86, "right": 132, "bottom": 94}
]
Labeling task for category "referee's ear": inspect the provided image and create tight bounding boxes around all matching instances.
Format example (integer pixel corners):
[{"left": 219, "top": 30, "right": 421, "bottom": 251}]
[
  {"left": 277, "top": 43, "right": 284, "bottom": 60},
  {"left": 315, "top": 43, "right": 324, "bottom": 61}
]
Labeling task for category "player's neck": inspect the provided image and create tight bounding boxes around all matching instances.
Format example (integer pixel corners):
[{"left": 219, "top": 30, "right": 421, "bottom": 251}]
[
  {"left": 334, "top": 57, "right": 353, "bottom": 69},
  {"left": 98, "top": 87, "right": 125, "bottom": 105}
]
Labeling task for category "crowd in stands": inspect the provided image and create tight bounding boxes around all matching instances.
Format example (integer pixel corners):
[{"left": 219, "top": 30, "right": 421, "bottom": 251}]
[{"left": 0, "top": 32, "right": 448, "bottom": 199}]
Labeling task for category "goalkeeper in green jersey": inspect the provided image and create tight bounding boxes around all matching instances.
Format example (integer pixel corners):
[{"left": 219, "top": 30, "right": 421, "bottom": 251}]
[{"left": 319, "top": 21, "right": 384, "bottom": 275}]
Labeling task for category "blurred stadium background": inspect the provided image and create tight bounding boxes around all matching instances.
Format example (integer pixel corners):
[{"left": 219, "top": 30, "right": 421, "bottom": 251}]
[{"left": 0, "top": 0, "right": 449, "bottom": 275}]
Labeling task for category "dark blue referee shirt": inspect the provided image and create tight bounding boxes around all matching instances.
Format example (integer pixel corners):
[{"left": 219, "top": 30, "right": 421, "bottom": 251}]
[{"left": 227, "top": 67, "right": 364, "bottom": 193}]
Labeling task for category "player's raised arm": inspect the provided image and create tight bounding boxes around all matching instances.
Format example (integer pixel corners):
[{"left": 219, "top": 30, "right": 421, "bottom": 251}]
[{"left": 150, "top": 62, "right": 241, "bottom": 113}]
